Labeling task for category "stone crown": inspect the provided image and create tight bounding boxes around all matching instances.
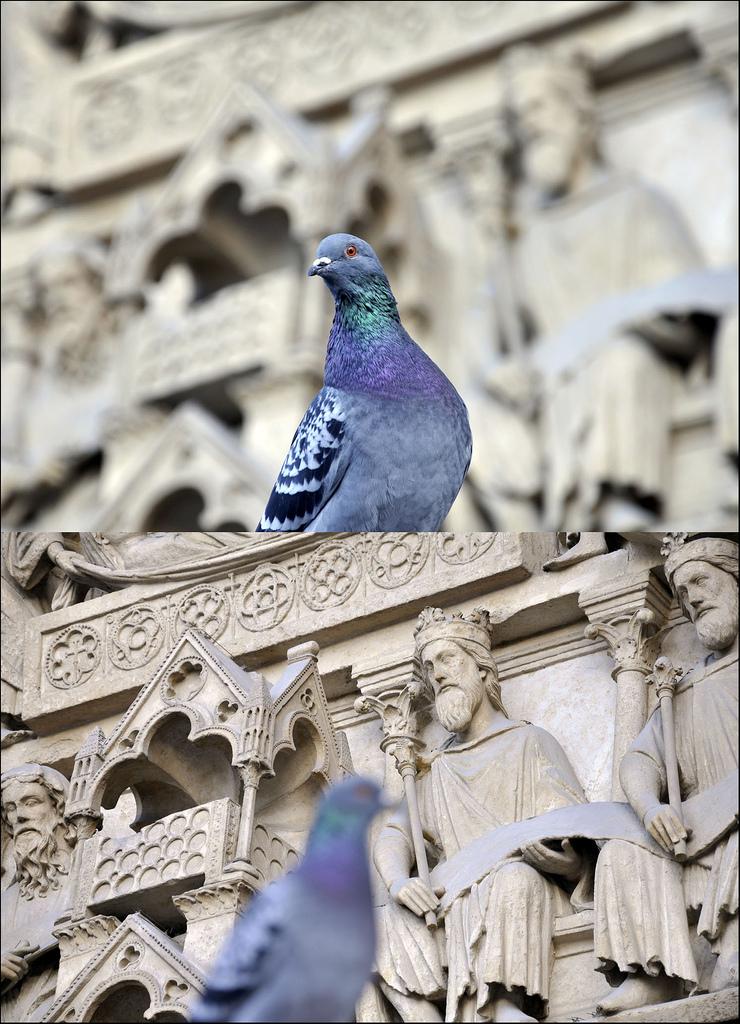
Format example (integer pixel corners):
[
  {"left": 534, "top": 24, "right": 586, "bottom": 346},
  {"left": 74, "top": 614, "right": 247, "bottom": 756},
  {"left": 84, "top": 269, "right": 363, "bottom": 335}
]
[
  {"left": 663, "top": 534, "right": 739, "bottom": 582},
  {"left": 414, "top": 606, "right": 494, "bottom": 656}
]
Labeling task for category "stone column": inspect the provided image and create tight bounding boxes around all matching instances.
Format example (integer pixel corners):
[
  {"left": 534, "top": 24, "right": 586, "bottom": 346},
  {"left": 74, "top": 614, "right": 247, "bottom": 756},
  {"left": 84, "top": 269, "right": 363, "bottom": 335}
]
[
  {"left": 226, "top": 681, "right": 275, "bottom": 877},
  {"left": 580, "top": 570, "right": 672, "bottom": 800},
  {"left": 230, "top": 761, "right": 264, "bottom": 869}
]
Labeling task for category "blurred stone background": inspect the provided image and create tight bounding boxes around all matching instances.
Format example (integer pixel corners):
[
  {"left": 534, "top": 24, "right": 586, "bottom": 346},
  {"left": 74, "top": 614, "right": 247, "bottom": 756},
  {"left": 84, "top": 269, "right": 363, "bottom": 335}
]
[{"left": 1, "top": 0, "right": 737, "bottom": 533}]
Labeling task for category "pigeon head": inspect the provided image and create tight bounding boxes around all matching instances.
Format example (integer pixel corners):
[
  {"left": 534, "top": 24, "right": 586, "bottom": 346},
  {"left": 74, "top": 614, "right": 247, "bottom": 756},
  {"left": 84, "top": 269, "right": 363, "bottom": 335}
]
[
  {"left": 312, "top": 776, "right": 389, "bottom": 835},
  {"left": 308, "top": 233, "right": 392, "bottom": 301},
  {"left": 301, "top": 776, "right": 390, "bottom": 884}
]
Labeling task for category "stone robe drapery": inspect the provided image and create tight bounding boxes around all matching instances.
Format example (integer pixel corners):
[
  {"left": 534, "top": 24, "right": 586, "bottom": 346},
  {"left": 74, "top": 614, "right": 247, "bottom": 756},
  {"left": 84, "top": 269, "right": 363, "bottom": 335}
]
[
  {"left": 514, "top": 172, "right": 705, "bottom": 524},
  {"left": 0, "top": 878, "right": 68, "bottom": 1022},
  {"left": 390, "top": 720, "right": 587, "bottom": 1019},
  {"left": 594, "top": 649, "right": 738, "bottom": 988}
]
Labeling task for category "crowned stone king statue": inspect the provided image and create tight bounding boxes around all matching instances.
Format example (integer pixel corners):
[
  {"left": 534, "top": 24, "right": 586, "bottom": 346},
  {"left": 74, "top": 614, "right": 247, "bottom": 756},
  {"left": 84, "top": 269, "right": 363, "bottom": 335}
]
[{"left": 372, "top": 607, "right": 591, "bottom": 1023}]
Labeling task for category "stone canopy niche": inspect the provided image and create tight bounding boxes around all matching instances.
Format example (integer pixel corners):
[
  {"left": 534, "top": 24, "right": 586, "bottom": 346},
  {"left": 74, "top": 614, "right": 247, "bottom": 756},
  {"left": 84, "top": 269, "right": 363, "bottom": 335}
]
[
  {"left": 44, "top": 913, "right": 204, "bottom": 1023},
  {"left": 51, "top": 628, "right": 352, "bottom": 1019}
]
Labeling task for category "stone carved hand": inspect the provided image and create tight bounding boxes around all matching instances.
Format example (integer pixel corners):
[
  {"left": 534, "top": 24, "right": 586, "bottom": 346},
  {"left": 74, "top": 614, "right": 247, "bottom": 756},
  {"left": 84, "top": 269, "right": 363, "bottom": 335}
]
[
  {"left": 1, "top": 942, "right": 40, "bottom": 988},
  {"left": 390, "top": 877, "right": 445, "bottom": 918},
  {"left": 643, "top": 803, "right": 688, "bottom": 855},
  {"left": 48, "top": 543, "right": 83, "bottom": 576},
  {"left": 520, "top": 838, "right": 582, "bottom": 880}
]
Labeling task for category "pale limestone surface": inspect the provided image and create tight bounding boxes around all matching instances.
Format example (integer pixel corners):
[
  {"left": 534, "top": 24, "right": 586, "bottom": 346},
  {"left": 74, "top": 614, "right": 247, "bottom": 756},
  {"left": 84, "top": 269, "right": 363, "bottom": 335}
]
[
  {"left": 0, "top": 530, "right": 737, "bottom": 1022},
  {"left": 1, "top": 1, "right": 737, "bottom": 533}
]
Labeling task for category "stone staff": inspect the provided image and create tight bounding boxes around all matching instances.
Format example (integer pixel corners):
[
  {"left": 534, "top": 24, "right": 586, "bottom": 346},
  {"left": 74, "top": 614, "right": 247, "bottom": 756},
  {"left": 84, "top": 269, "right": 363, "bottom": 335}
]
[
  {"left": 355, "top": 678, "right": 437, "bottom": 929},
  {"left": 649, "top": 655, "right": 687, "bottom": 861}
]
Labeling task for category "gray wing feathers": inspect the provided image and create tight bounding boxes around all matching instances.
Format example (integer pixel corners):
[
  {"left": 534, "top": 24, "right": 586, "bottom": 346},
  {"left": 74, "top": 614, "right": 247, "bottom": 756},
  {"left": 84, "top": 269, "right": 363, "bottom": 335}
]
[{"left": 257, "top": 388, "right": 349, "bottom": 531}]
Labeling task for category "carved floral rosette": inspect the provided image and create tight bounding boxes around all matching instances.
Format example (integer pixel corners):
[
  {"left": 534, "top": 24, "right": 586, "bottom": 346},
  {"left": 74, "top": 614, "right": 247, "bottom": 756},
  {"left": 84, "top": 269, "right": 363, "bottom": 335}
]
[
  {"left": 299, "top": 540, "right": 363, "bottom": 611},
  {"left": 45, "top": 624, "right": 102, "bottom": 689},
  {"left": 175, "top": 585, "right": 229, "bottom": 640},
  {"left": 237, "top": 563, "right": 295, "bottom": 631},
  {"left": 108, "top": 604, "right": 164, "bottom": 671},
  {"left": 365, "top": 533, "right": 430, "bottom": 589}
]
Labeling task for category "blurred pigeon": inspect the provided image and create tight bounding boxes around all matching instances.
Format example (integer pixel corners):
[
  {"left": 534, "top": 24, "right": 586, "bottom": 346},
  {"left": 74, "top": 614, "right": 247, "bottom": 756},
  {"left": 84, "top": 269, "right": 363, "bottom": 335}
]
[
  {"left": 189, "top": 776, "right": 388, "bottom": 1023},
  {"left": 257, "top": 233, "right": 472, "bottom": 531}
]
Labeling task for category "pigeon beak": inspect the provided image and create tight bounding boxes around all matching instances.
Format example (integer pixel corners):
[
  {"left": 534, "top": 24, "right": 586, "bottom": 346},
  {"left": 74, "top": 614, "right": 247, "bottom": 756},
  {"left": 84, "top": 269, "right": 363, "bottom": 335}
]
[{"left": 308, "top": 256, "right": 332, "bottom": 277}]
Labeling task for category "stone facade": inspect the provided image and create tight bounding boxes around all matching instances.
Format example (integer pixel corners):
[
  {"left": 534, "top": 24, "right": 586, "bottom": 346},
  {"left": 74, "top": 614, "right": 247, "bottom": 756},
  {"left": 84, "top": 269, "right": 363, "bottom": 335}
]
[
  {"left": 1, "top": 529, "right": 737, "bottom": 1021},
  {"left": 1, "top": 1, "right": 738, "bottom": 532}
]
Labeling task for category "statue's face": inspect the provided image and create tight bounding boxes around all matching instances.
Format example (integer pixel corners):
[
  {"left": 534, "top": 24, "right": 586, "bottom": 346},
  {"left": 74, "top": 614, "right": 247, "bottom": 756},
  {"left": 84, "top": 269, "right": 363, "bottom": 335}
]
[
  {"left": 672, "top": 561, "right": 739, "bottom": 651},
  {"left": 2, "top": 780, "right": 57, "bottom": 854},
  {"left": 510, "top": 70, "right": 584, "bottom": 197},
  {"left": 423, "top": 638, "right": 485, "bottom": 734}
]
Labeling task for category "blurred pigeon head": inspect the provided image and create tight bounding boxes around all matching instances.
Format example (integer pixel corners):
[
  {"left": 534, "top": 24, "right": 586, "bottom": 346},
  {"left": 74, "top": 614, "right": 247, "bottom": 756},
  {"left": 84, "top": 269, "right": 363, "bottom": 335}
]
[
  {"left": 308, "top": 233, "right": 392, "bottom": 299},
  {"left": 311, "top": 775, "right": 390, "bottom": 834},
  {"left": 302, "top": 774, "right": 390, "bottom": 856}
]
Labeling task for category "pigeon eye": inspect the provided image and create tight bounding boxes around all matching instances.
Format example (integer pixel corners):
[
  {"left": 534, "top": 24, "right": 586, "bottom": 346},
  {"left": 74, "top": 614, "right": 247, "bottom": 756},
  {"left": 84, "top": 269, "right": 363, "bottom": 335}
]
[{"left": 345, "top": 245, "right": 358, "bottom": 258}]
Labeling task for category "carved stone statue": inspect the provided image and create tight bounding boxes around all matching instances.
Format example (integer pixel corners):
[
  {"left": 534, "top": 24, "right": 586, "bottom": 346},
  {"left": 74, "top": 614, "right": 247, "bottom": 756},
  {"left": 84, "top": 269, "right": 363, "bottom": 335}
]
[
  {"left": 372, "top": 608, "right": 591, "bottom": 1022},
  {"left": 499, "top": 45, "right": 723, "bottom": 530},
  {"left": 1, "top": 763, "right": 77, "bottom": 1022},
  {"left": 1, "top": 531, "right": 261, "bottom": 612},
  {"left": 31, "top": 240, "right": 113, "bottom": 385},
  {"left": 0, "top": 240, "right": 123, "bottom": 509},
  {"left": 594, "top": 535, "right": 739, "bottom": 1013}
]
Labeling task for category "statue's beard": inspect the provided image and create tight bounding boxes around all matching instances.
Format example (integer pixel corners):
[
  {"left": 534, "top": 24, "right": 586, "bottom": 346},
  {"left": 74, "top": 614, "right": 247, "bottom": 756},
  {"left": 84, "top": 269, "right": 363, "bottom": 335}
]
[
  {"left": 694, "top": 606, "right": 738, "bottom": 651},
  {"left": 13, "top": 824, "right": 72, "bottom": 900},
  {"left": 436, "top": 682, "right": 480, "bottom": 734},
  {"left": 522, "top": 132, "right": 583, "bottom": 200}
]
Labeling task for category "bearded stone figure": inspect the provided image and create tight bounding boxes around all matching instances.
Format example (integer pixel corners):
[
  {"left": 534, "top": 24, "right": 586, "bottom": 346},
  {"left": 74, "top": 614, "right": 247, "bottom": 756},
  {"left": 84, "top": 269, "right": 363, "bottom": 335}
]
[
  {"left": 1, "top": 764, "right": 77, "bottom": 1022},
  {"left": 372, "top": 608, "right": 591, "bottom": 1023},
  {"left": 498, "top": 45, "right": 730, "bottom": 531},
  {"left": 594, "top": 536, "right": 739, "bottom": 1013}
]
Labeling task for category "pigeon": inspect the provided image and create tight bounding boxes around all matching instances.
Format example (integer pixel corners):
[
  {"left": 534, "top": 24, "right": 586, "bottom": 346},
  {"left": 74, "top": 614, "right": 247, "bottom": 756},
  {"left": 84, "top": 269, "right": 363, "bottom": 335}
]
[
  {"left": 257, "top": 233, "right": 472, "bottom": 531},
  {"left": 189, "top": 776, "right": 388, "bottom": 1023}
]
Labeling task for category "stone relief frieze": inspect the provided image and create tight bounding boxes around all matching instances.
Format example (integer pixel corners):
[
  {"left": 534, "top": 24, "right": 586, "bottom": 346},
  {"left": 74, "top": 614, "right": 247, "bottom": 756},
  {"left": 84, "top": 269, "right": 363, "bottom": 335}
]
[
  {"left": 80, "top": 83, "right": 141, "bottom": 154},
  {"left": 22, "top": 532, "right": 519, "bottom": 730},
  {"left": 1, "top": 532, "right": 737, "bottom": 1021},
  {"left": 129, "top": 270, "right": 299, "bottom": 402},
  {"left": 175, "top": 585, "right": 230, "bottom": 641},
  {"left": 54, "top": 1, "right": 620, "bottom": 189},
  {"left": 436, "top": 533, "right": 495, "bottom": 564}
]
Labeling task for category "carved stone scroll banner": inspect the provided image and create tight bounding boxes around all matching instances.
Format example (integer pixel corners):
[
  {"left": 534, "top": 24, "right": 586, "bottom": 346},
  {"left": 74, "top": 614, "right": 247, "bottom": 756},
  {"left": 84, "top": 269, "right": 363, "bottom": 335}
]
[
  {"left": 22, "top": 533, "right": 532, "bottom": 732},
  {"left": 431, "top": 800, "right": 667, "bottom": 913}
]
